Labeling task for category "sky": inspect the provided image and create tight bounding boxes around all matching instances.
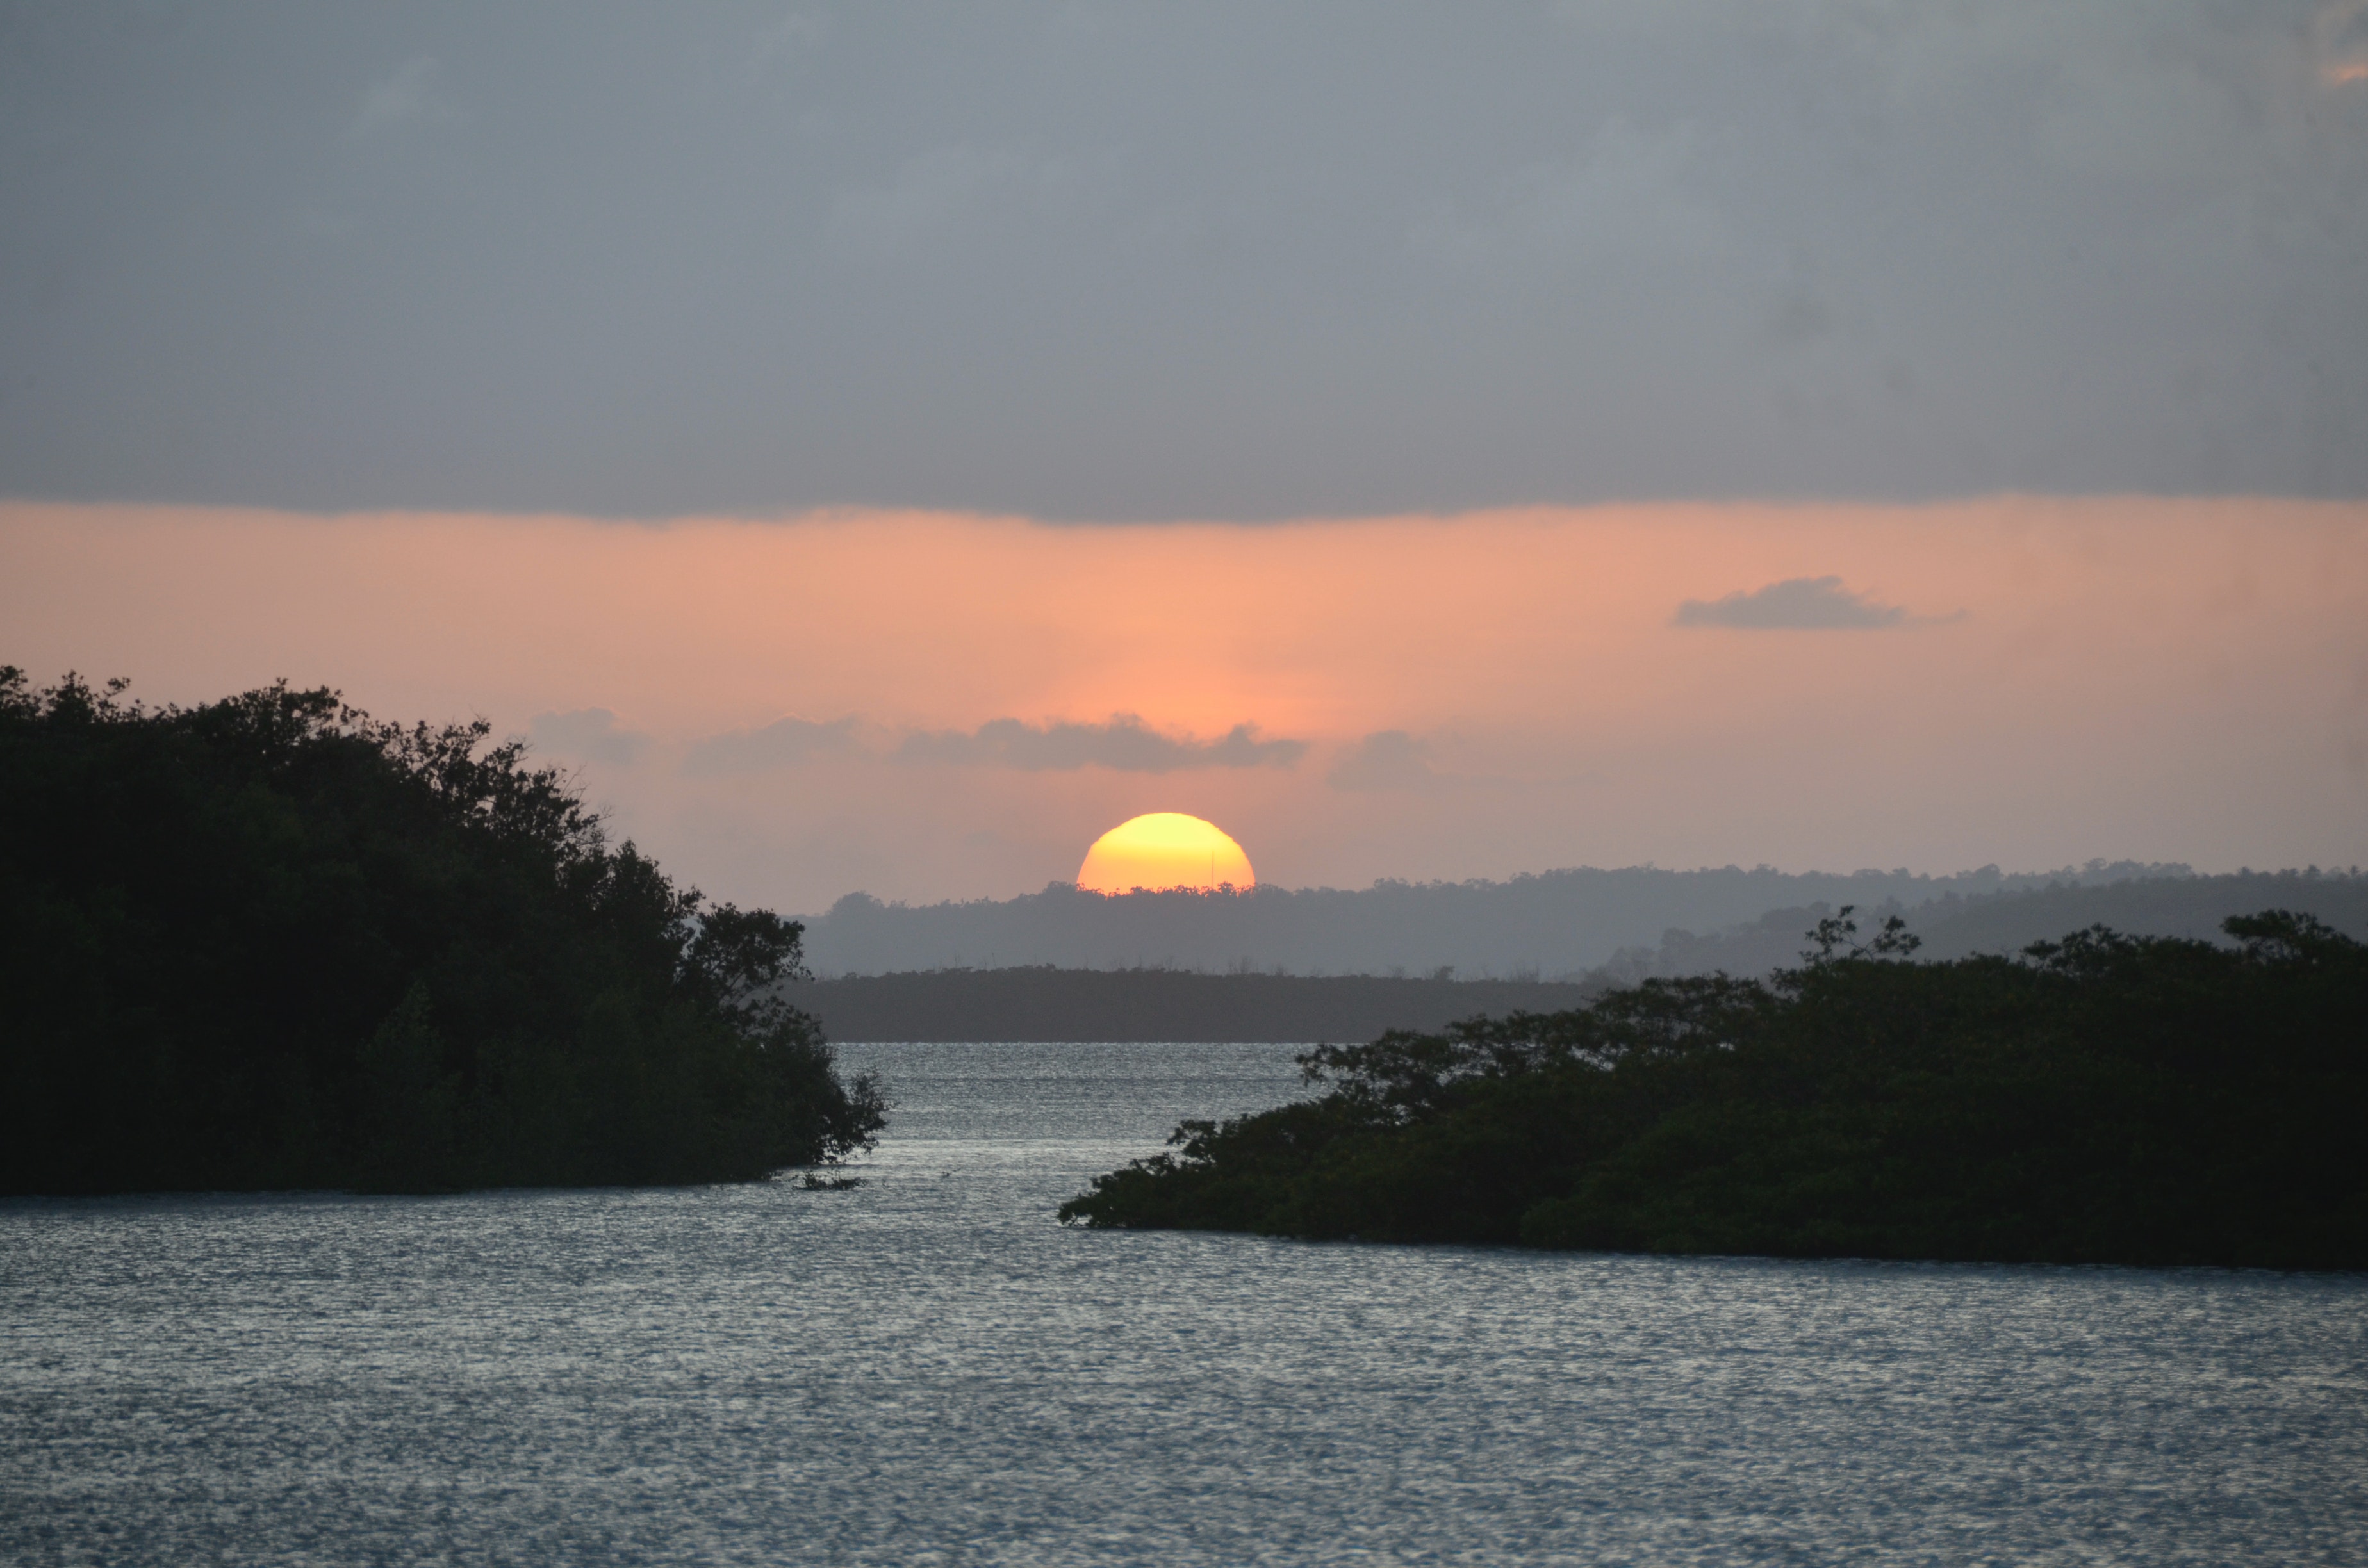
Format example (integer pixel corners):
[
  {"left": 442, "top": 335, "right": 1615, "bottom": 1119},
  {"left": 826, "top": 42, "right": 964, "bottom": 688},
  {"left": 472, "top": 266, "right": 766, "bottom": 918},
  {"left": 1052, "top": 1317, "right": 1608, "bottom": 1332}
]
[
  {"left": 8, "top": 498, "right": 2364, "bottom": 911},
  {"left": 6, "top": 0, "right": 2367, "bottom": 515},
  {"left": 4, "top": 2, "right": 2367, "bottom": 911}
]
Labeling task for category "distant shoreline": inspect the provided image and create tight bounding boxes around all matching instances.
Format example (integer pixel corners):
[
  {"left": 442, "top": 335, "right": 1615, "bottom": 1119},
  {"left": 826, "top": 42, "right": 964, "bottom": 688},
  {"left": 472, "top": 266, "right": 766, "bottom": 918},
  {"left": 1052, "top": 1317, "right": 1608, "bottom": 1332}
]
[
  {"left": 794, "top": 968, "right": 1606, "bottom": 1044},
  {"left": 798, "top": 870, "right": 2368, "bottom": 999}
]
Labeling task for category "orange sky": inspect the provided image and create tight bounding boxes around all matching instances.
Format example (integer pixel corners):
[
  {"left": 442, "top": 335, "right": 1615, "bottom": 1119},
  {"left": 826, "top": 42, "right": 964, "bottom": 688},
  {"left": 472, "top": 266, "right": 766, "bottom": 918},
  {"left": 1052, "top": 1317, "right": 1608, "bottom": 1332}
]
[{"left": 6, "top": 498, "right": 2364, "bottom": 910}]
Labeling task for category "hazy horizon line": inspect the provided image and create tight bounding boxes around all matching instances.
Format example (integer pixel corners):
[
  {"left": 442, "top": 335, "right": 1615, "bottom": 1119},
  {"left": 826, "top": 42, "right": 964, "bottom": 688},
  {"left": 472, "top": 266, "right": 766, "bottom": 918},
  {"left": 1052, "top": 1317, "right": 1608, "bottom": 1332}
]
[{"left": 802, "top": 859, "right": 2368, "bottom": 918}]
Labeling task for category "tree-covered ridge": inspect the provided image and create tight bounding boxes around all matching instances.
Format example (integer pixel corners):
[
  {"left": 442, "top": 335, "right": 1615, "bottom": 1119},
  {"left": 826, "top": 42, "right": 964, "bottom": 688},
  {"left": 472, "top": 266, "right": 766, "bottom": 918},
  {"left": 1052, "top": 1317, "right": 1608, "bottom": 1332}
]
[
  {"left": 0, "top": 668, "right": 883, "bottom": 1194},
  {"left": 1060, "top": 909, "right": 2368, "bottom": 1270}
]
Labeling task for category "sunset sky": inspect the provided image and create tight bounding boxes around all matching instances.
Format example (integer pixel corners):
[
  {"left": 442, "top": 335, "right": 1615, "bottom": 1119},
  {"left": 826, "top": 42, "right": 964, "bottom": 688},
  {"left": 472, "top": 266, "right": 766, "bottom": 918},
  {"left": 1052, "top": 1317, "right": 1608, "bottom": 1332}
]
[
  {"left": 10, "top": 496, "right": 2363, "bottom": 910},
  {"left": 6, "top": 3, "right": 2367, "bottom": 911}
]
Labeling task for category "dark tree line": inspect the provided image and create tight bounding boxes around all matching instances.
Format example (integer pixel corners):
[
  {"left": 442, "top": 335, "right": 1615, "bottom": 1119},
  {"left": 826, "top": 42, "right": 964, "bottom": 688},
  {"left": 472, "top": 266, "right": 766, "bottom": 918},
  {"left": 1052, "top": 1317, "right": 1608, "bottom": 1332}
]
[
  {"left": 0, "top": 668, "right": 884, "bottom": 1195},
  {"left": 1062, "top": 908, "right": 2368, "bottom": 1270}
]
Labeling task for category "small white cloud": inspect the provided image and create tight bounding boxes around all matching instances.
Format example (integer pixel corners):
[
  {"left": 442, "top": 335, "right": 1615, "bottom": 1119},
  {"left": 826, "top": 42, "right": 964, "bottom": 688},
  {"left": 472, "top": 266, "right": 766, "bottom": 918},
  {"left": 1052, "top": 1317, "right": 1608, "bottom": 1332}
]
[
  {"left": 529, "top": 708, "right": 650, "bottom": 765},
  {"left": 1673, "top": 576, "right": 1915, "bottom": 630}
]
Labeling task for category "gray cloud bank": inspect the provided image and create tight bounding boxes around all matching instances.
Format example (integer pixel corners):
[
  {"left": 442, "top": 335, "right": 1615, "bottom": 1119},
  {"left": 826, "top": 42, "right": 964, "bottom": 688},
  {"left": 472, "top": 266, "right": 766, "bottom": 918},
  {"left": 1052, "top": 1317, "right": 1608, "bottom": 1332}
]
[
  {"left": 561, "top": 710, "right": 1304, "bottom": 775},
  {"left": 1675, "top": 576, "right": 1911, "bottom": 629},
  {"left": 3, "top": 1, "right": 2364, "bottom": 518},
  {"left": 898, "top": 716, "right": 1304, "bottom": 773},
  {"left": 528, "top": 708, "right": 648, "bottom": 765},
  {"left": 1328, "top": 730, "right": 1449, "bottom": 792},
  {"left": 684, "top": 715, "right": 862, "bottom": 776}
]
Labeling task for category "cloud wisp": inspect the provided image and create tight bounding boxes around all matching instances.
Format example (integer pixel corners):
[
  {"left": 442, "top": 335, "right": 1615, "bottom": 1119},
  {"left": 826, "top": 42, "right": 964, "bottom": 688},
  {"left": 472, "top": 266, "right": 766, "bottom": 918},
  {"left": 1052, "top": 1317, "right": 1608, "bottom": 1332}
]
[
  {"left": 1673, "top": 576, "right": 1915, "bottom": 630},
  {"left": 898, "top": 715, "right": 1306, "bottom": 774},
  {"left": 528, "top": 708, "right": 650, "bottom": 765},
  {"left": 684, "top": 715, "right": 863, "bottom": 776},
  {"left": 680, "top": 710, "right": 1310, "bottom": 776},
  {"left": 1328, "top": 730, "right": 1449, "bottom": 793}
]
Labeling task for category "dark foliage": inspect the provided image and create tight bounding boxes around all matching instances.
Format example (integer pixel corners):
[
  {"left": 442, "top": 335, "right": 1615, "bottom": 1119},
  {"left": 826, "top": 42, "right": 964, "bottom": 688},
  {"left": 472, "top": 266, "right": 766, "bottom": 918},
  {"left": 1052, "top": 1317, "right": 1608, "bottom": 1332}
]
[
  {"left": 1060, "top": 906, "right": 2368, "bottom": 1270},
  {"left": 0, "top": 668, "right": 884, "bottom": 1195}
]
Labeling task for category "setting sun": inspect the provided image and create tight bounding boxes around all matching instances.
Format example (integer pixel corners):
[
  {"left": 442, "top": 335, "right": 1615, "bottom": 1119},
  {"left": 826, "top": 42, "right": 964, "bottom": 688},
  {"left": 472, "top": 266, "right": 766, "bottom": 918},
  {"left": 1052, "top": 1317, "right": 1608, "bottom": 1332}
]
[{"left": 1075, "top": 812, "right": 1254, "bottom": 895}]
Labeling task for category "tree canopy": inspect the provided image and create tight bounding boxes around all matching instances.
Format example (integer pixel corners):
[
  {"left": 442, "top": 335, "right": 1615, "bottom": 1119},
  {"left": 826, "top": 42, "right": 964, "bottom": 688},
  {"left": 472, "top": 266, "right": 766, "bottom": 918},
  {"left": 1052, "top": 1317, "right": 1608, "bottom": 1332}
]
[
  {"left": 1061, "top": 908, "right": 2368, "bottom": 1270},
  {"left": 0, "top": 667, "right": 882, "bottom": 1194}
]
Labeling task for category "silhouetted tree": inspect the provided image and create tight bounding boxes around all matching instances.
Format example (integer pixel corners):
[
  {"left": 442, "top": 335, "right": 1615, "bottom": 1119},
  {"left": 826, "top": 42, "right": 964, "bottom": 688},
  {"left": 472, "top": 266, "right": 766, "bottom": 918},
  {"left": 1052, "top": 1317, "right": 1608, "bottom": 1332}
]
[
  {"left": 1063, "top": 910, "right": 2368, "bottom": 1270},
  {"left": 0, "top": 666, "right": 884, "bottom": 1194}
]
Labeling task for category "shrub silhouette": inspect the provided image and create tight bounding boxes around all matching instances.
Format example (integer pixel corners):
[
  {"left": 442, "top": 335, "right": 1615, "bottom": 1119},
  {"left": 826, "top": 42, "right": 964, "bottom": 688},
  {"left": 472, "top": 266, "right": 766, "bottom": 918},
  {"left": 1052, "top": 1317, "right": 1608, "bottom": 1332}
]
[
  {"left": 1062, "top": 910, "right": 2368, "bottom": 1270},
  {"left": 0, "top": 667, "right": 883, "bottom": 1194}
]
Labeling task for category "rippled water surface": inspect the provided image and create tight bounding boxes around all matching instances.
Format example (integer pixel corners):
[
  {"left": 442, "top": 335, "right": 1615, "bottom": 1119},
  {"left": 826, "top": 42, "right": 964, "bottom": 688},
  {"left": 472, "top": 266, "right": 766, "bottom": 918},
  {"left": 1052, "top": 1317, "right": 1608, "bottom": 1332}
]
[{"left": 5, "top": 1040, "right": 2365, "bottom": 1565}]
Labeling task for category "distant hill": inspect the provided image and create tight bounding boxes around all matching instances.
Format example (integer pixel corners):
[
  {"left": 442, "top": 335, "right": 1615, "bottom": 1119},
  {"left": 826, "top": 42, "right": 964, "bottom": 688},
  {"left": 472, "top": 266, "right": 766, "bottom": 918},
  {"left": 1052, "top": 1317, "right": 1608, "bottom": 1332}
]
[
  {"left": 1633, "top": 871, "right": 2368, "bottom": 980},
  {"left": 794, "top": 968, "right": 1604, "bottom": 1044},
  {"left": 798, "top": 861, "right": 2201, "bottom": 977},
  {"left": 794, "top": 870, "right": 2368, "bottom": 1043}
]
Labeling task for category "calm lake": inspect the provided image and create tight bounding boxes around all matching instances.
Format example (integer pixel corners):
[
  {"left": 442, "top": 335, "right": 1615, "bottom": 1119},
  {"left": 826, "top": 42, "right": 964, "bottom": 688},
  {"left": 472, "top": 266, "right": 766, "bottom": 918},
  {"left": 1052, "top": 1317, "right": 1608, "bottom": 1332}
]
[{"left": 5, "top": 1040, "right": 2365, "bottom": 1565}]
